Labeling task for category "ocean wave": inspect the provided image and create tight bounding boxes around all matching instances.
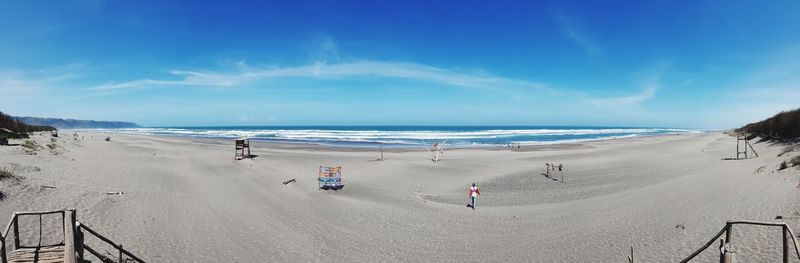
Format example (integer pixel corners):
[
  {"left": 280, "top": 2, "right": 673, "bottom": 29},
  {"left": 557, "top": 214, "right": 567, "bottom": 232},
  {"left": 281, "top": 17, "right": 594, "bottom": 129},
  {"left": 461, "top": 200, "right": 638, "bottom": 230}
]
[{"left": 89, "top": 127, "right": 698, "bottom": 146}]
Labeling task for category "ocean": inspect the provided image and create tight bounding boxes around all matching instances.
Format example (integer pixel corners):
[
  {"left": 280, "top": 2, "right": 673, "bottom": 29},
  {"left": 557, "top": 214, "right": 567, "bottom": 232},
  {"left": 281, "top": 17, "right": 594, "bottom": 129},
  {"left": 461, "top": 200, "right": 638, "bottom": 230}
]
[{"left": 96, "top": 126, "right": 700, "bottom": 147}]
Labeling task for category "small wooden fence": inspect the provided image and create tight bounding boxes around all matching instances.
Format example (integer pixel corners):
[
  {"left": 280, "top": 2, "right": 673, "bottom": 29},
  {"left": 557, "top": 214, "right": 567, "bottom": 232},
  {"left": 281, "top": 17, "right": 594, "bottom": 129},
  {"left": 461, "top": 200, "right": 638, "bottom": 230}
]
[
  {"left": 76, "top": 221, "right": 145, "bottom": 263},
  {"left": 681, "top": 220, "right": 800, "bottom": 263},
  {"left": 0, "top": 209, "right": 145, "bottom": 263}
]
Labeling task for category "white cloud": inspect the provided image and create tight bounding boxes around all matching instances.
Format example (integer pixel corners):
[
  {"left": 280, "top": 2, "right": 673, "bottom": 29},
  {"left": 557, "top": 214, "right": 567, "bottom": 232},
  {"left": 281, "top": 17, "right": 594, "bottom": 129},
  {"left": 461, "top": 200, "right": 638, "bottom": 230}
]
[
  {"left": 552, "top": 12, "right": 603, "bottom": 56},
  {"left": 88, "top": 60, "right": 549, "bottom": 92},
  {"left": 591, "top": 75, "right": 660, "bottom": 106}
]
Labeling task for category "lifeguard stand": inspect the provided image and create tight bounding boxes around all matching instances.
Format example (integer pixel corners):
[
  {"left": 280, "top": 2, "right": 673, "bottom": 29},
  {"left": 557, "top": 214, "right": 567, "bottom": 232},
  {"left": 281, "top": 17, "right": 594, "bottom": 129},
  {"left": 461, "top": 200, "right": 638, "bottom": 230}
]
[
  {"left": 736, "top": 134, "right": 758, "bottom": 159},
  {"left": 235, "top": 138, "right": 251, "bottom": 160}
]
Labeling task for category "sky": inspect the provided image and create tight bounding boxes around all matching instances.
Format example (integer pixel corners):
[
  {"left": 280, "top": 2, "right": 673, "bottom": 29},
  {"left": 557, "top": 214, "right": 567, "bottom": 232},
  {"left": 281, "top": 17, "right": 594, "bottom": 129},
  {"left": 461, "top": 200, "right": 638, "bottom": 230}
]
[{"left": 1, "top": 0, "right": 799, "bottom": 128}]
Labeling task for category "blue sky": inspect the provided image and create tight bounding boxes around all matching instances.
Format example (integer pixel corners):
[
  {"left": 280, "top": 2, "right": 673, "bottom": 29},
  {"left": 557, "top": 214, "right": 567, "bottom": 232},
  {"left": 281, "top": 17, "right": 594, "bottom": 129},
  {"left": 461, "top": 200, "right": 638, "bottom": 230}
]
[{"left": 1, "top": 0, "right": 799, "bottom": 128}]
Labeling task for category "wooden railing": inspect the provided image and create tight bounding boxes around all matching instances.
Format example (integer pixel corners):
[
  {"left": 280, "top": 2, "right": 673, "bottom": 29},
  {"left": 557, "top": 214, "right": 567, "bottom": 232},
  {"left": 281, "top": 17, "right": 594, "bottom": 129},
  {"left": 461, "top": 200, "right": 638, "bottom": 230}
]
[
  {"left": 681, "top": 220, "right": 800, "bottom": 263},
  {"left": 0, "top": 209, "right": 145, "bottom": 263},
  {"left": 0, "top": 209, "right": 74, "bottom": 263},
  {"left": 76, "top": 221, "right": 145, "bottom": 263}
]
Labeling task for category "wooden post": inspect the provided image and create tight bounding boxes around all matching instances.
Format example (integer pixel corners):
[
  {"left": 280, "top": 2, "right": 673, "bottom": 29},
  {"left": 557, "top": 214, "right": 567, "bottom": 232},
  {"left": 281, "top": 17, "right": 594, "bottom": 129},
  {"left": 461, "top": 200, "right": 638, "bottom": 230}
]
[
  {"left": 784, "top": 226, "right": 789, "bottom": 263},
  {"left": 76, "top": 223, "right": 84, "bottom": 261},
  {"left": 1, "top": 238, "right": 6, "bottom": 263},
  {"left": 725, "top": 224, "right": 732, "bottom": 244},
  {"left": 119, "top": 244, "right": 123, "bottom": 263},
  {"left": 747, "top": 141, "right": 758, "bottom": 158},
  {"left": 545, "top": 163, "right": 550, "bottom": 178},
  {"left": 744, "top": 138, "right": 747, "bottom": 159},
  {"left": 13, "top": 215, "right": 19, "bottom": 249},
  {"left": 723, "top": 249, "right": 735, "bottom": 263},
  {"left": 63, "top": 210, "right": 76, "bottom": 263},
  {"left": 72, "top": 210, "right": 83, "bottom": 262},
  {"left": 736, "top": 135, "right": 741, "bottom": 160},
  {"left": 628, "top": 245, "right": 635, "bottom": 263},
  {"left": 380, "top": 145, "right": 384, "bottom": 161}
]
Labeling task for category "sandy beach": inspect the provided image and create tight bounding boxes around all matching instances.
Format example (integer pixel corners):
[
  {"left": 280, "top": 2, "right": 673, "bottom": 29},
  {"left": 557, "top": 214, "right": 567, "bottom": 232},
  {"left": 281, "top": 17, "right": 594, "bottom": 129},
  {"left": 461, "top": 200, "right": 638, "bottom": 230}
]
[{"left": 1, "top": 131, "right": 799, "bottom": 262}]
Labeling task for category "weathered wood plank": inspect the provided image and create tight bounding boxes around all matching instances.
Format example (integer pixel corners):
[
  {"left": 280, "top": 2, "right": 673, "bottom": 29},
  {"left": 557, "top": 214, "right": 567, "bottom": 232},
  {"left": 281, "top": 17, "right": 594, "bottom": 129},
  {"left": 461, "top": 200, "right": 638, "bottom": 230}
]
[
  {"left": 8, "top": 246, "right": 66, "bottom": 263},
  {"left": 62, "top": 210, "right": 75, "bottom": 263}
]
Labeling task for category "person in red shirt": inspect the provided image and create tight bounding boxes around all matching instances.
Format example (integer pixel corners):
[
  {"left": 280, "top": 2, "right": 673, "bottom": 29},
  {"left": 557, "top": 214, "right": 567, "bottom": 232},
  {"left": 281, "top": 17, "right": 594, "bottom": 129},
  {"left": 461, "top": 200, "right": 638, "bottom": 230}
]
[{"left": 467, "top": 183, "right": 480, "bottom": 210}]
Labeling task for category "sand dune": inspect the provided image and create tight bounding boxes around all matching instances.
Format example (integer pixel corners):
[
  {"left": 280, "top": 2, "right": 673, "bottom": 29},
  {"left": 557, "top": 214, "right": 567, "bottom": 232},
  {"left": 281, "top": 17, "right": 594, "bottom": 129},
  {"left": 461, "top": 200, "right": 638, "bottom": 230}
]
[{"left": 1, "top": 132, "right": 799, "bottom": 262}]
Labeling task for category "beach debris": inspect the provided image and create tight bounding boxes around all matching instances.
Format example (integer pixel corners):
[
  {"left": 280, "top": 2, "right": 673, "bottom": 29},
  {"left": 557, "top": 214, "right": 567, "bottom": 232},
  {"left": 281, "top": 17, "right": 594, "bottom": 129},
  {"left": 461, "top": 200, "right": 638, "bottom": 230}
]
[
  {"left": 41, "top": 185, "right": 56, "bottom": 189},
  {"left": 754, "top": 165, "right": 766, "bottom": 174},
  {"left": 776, "top": 216, "right": 784, "bottom": 219},
  {"left": 282, "top": 178, "right": 296, "bottom": 185},
  {"left": 675, "top": 224, "right": 686, "bottom": 229},
  {"left": 106, "top": 191, "right": 124, "bottom": 195},
  {"left": 627, "top": 245, "right": 635, "bottom": 263},
  {"left": 105, "top": 136, "right": 111, "bottom": 141}
]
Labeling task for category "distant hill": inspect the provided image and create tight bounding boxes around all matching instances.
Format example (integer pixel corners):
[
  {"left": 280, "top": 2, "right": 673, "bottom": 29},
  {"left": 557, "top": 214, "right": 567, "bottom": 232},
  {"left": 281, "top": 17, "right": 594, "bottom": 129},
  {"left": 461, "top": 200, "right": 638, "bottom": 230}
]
[
  {"left": 0, "top": 111, "right": 56, "bottom": 137},
  {"left": 13, "top": 116, "right": 140, "bottom": 129},
  {"left": 738, "top": 108, "right": 800, "bottom": 139}
]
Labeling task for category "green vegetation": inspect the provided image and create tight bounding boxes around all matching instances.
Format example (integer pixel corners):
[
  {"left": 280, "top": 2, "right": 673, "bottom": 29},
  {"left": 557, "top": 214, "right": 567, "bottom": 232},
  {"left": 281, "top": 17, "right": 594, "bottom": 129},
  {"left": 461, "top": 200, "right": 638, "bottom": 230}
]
[
  {"left": 47, "top": 138, "right": 60, "bottom": 154},
  {"left": 778, "top": 147, "right": 793, "bottom": 157},
  {"left": 0, "top": 169, "right": 17, "bottom": 181},
  {"left": 738, "top": 108, "right": 800, "bottom": 140},
  {"left": 0, "top": 169, "right": 20, "bottom": 202},
  {"left": 21, "top": 140, "right": 42, "bottom": 153},
  {"left": 1, "top": 111, "right": 57, "bottom": 139},
  {"left": 779, "top": 156, "right": 800, "bottom": 171},
  {"left": 47, "top": 138, "right": 58, "bottom": 150}
]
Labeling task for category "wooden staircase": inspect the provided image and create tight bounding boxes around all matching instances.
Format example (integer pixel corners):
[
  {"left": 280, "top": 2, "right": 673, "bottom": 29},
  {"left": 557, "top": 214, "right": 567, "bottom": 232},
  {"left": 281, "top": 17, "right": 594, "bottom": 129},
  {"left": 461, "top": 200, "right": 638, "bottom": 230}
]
[{"left": 0, "top": 210, "right": 145, "bottom": 263}]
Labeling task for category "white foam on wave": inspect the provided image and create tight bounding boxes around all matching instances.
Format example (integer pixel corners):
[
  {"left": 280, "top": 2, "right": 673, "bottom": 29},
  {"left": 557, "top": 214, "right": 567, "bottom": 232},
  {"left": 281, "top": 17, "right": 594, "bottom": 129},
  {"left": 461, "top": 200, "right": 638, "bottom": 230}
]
[{"left": 93, "top": 127, "right": 698, "bottom": 146}]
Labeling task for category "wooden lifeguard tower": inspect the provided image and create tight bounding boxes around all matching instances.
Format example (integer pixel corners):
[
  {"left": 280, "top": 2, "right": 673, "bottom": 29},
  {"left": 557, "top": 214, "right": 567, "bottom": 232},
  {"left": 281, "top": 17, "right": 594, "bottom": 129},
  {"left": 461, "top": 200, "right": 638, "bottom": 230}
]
[
  {"left": 235, "top": 138, "right": 251, "bottom": 160},
  {"left": 736, "top": 134, "right": 758, "bottom": 159}
]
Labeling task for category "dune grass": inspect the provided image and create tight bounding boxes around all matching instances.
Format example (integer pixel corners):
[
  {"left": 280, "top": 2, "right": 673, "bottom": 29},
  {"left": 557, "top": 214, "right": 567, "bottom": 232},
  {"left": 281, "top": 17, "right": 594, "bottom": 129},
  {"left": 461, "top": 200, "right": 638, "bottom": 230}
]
[{"left": 738, "top": 108, "right": 800, "bottom": 140}]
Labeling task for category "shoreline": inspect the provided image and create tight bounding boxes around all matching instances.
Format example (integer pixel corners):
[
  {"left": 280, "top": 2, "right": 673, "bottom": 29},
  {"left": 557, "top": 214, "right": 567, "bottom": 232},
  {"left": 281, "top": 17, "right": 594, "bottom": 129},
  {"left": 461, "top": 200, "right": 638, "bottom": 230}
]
[{"left": 68, "top": 129, "right": 699, "bottom": 153}]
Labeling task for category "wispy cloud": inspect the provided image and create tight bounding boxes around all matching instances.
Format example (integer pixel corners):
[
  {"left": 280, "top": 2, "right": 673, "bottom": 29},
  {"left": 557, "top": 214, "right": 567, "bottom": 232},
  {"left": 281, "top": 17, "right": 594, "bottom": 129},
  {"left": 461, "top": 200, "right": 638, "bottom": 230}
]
[
  {"left": 88, "top": 60, "right": 548, "bottom": 91},
  {"left": 591, "top": 74, "right": 660, "bottom": 106},
  {"left": 552, "top": 12, "right": 603, "bottom": 56}
]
